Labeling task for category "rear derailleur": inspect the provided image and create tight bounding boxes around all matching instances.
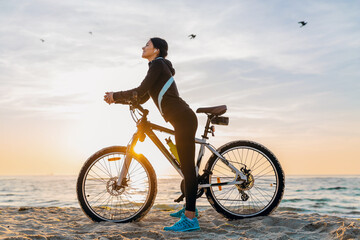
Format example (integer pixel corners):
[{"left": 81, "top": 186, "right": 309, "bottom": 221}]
[{"left": 235, "top": 167, "right": 254, "bottom": 201}]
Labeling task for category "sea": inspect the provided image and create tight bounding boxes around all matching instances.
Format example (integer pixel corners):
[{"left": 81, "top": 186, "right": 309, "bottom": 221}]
[{"left": 0, "top": 175, "right": 359, "bottom": 219}]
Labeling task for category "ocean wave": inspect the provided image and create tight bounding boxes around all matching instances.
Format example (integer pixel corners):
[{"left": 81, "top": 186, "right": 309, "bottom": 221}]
[
  {"left": 283, "top": 198, "right": 332, "bottom": 203},
  {"left": 0, "top": 193, "right": 16, "bottom": 197},
  {"left": 295, "top": 187, "right": 347, "bottom": 192},
  {"left": 282, "top": 198, "right": 302, "bottom": 203},
  {"left": 318, "top": 187, "right": 347, "bottom": 191},
  {"left": 309, "top": 198, "right": 332, "bottom": 202},
  {"left": 311, "top": 202, "right": 329, "bottom": 208},
  {"left": 348, "top": 210, "right": 360, "bottom": 215},
  {"left": 278, "top": 206, "right": 306, "bottom": 212},
  {"left": 333, "top": 205, "right": 357, "bottom": 210}
]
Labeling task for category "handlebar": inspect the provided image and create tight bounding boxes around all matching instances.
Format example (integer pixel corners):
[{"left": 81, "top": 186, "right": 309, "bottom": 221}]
[
  {"left": 115, "top": 93, "right": 149, "bottom": 118},
  {"left": 133, "top": 102, "right": 149, "bottom": 117}
]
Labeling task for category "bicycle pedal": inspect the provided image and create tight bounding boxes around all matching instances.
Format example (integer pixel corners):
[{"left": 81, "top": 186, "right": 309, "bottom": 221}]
[{"left": 174, "top": 194, "right": 185, "bottom": 203}]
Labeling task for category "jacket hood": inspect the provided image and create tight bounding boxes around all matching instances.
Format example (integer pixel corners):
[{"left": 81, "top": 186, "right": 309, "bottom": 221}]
[
  {"left": 163, "top": 59, "right": 176, "bottom": 76},
  {"left": 150, "top": 57, "right": 175, "bottom": 76}
]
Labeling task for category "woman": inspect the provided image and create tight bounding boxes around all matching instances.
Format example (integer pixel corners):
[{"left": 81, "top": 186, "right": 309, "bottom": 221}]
[{"left": 104, "top": 37, "right": 199, "bottom": 232}]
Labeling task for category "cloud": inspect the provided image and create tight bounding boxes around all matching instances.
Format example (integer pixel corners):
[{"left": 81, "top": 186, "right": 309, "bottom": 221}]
[{"left": 0, "top": 0, "right": 359, "bottom": 175}]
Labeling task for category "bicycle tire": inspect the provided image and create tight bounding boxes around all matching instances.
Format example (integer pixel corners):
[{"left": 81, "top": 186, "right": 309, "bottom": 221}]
[
  {"left": 205, "top": 140, "right": 285, "bottom": 219},
  {"left": 77, "top": 146, "right": 157, "bottom": 222}
]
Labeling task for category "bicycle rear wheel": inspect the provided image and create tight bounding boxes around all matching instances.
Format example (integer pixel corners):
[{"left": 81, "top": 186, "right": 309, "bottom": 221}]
[
  {"left": 77, "top": 146, "right": 157, "bottom": 222},
  {"left": 205, "top": 141, "right": 285, "bottom": 219}
]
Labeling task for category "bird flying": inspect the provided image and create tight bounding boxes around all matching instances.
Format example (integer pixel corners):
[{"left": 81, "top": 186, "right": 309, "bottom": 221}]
[
  {"left": 40, "top": 39, "right": 45, "bottom": 42},
  {"left": 89, "top": 31, "right": 93, "bottom": 35},
  {"left": 298, "top": 21, "right": 307, "bottom": 27},
  {"left": 188, "top": 34, "right": 196, "bottom": 39}
]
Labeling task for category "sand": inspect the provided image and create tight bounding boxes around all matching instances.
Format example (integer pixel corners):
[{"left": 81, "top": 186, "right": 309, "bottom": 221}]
[{"left": 0, "top": 207, "right": 359, "bottom": 240}]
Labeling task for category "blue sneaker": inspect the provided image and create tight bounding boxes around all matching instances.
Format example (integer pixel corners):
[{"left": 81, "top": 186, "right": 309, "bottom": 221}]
[
  {"left": 170, "top": 206, "right": 199, "bottom": 218},
  {"left": 164, "top": 214, "right": 200, "bottom": 232}
]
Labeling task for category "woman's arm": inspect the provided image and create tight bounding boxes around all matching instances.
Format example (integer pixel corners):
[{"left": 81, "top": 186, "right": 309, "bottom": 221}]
[
  {"left": 111, "top": 61, "right": 162, "bottom": 103},
  {"left": 104, "top": 91, "right": 150, "bottom": 104}
]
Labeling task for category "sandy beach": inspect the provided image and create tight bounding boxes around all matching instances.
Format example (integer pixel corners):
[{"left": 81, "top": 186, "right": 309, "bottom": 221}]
[{"left": 0, "top": 207, "right": 359, "bottom": 240}]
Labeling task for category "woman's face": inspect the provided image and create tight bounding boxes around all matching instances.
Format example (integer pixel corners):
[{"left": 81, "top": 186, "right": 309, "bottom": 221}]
[{"left": 142, "top": 40, "right": 158, "bottom": 60}]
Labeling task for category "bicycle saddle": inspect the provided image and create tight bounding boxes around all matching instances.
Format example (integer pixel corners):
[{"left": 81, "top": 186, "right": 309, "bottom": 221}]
[{"left": 196, "top": 105, "right": 227, "bottom": 116}]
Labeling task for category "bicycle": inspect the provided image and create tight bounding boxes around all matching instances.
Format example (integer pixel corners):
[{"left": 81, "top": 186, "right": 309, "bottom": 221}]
[{"left": 76, "top": 97, "right": 285, "bottom": 223}]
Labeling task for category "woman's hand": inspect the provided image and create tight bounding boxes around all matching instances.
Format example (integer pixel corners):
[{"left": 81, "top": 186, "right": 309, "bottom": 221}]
[{"left": 104, "top": 92, "right": 115, "bottom": 104}]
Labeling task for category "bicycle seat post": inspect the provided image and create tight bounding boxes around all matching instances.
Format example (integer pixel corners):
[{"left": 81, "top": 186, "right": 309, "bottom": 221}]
[{"left": 201, "top": 114, "right": 213, "bottom": 140}]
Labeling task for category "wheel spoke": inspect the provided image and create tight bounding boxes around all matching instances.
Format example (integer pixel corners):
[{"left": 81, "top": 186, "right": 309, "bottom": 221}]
[
  {"left": 208, "top": 143, "right": 283, "bottom": 218},
  {"left": 78, "top": 150, "right": 155, "bottom": 222}
]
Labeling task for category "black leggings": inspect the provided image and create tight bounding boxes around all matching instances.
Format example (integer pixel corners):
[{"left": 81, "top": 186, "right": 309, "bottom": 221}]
[{"left": 169, "top": 108, "right": 198, "bottom": 212}]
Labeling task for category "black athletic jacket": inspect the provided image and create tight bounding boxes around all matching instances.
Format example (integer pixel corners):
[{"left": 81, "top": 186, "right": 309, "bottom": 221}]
[{"left": 113, "top": 57, "right": 190, "bottom": 121}]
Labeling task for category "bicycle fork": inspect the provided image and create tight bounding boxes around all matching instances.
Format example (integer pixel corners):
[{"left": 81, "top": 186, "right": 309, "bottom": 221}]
[{"left": 116, "top": 132, "right": 139, "bottom": 187}]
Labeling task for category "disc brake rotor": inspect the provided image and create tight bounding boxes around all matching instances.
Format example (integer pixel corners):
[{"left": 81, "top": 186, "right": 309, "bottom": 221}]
[{"left": 106, "top": 177, "right": 125, "bottom": 196}]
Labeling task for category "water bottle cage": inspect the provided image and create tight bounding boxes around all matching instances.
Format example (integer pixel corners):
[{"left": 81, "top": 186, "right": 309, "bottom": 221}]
[{"left": 165, "top": 137, "right": 180, "bottom": 163}]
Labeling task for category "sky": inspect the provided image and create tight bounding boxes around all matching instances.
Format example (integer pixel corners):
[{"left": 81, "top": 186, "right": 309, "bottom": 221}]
[{"left": 0, "top": 0, "right": 359, "bottom": 176}]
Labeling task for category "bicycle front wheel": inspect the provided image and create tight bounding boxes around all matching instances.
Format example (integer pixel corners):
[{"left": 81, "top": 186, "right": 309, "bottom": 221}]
[
  {"left": 205, "top": 141, "right": 285, "bottom": 219},
  {"left": 77, "top": 146, "right": 157, "bottom": 222}
]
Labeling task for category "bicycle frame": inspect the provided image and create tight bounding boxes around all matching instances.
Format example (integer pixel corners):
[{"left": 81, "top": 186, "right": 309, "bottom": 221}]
[{"left": 117, "top": 105, "right": 247, "bottom": 188}]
